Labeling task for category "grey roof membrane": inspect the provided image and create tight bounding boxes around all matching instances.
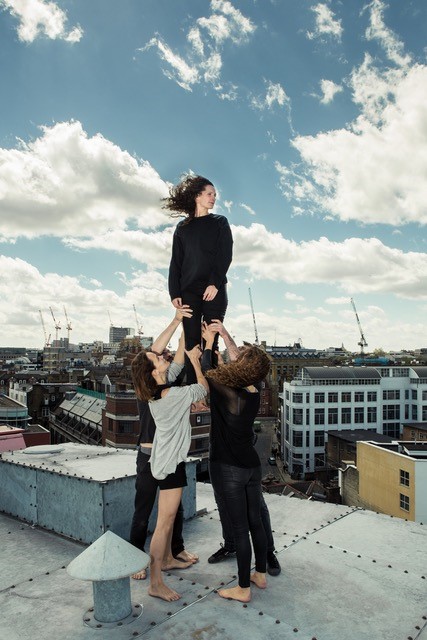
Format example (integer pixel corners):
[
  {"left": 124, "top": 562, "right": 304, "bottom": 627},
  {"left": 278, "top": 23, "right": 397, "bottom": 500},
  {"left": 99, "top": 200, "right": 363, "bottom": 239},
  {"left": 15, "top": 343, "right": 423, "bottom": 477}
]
[{"left": 1, "top": 483, "right": 426, "bottom": 640}]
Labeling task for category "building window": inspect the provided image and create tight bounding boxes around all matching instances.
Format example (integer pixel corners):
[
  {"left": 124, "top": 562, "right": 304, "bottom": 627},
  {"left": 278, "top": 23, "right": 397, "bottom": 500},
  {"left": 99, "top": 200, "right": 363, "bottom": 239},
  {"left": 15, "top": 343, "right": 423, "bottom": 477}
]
[
  {"left": 400, "top": 469, "right": 410, "bottom": 487},
  {"left": 412, "top": 390, "right": 418, "bottom": 400},
  {"left": 399, "top": 494, "right": 410, "bottom": 512},
  {"left": 306, "top": 408, "right": 310, "bottom": 426},
  {"left": 341, "top": 407, "right": 351, "bottom": 424},
  {"left": 314, "top": 431, "right": 325, "bottom": 447},
  {"left": 293, "top": 392, "right": 303, "bottom": 403},
  {"left": 412, "top": 405, "right": 418, "bottom": 420},
  {"left": 293, "top": 408, "right": 303, "bottom": 425},
  {"left": 383, "top": 405, "right": 400, "bottom": 420},
  {"left": 383, "top": 423, "right": 400, "bottom": 438},
  {"left": 306, "top": 430, "right": 310, "bottom": 447},
  {"left": 285, "top": 390, "right": 290, "bottom": 400},
  {"left": 367, "top": 391, "right": 377, "bottom": 402},
  {"left": 422, "top": 406, "right": 427, "bottom": 421},
  {"left": 341, "top": 392, "right": 351, "bottom": 402},
  {"left": 328, "top": 408, "right": 338, "bottom": 425},
  {"left": 367, "top": 406, "right": 377, "bottom": 423},
  {"left": 354, "top": 407, "right": 364, "bottom": 423},
  {"left": 314, "top": 408, "right": 325, "bottom": 425},
  {"left": 423, "top": 391, "right": 427, "bottom": 401},
  {"left": 328, "top": 392, "right": 338, "bottom": 403},
  {"left": 315, "top": 392, "right": 325, "bottom": 403},
  {"left": 354, "top": 392, "right": 364, "bottom": 402},
  {"left": 118, "top": 421, "right": 134, "bottom": 433},
  {"left": 293, "top": 431, "right": 303, "bottom": 447},
  {"left": 383, "top": 390, "right": 400, "bottom": 400}
]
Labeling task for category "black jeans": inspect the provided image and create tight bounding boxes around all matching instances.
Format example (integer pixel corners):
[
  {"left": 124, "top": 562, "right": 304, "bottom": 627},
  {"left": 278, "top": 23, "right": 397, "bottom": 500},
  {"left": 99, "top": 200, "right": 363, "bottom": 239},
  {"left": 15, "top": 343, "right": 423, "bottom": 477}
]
[
  {"left": 129, "top": 451, "right": 185, "bottom": 556},
  {"left": 182, "top": 286, "right": 228, "bottom": 384},
  {"left": 213, "top": 479, "right": 275, "bottom": 555},
  {"left": 209, "top": 461, "right": 267, "bottom": 588}
]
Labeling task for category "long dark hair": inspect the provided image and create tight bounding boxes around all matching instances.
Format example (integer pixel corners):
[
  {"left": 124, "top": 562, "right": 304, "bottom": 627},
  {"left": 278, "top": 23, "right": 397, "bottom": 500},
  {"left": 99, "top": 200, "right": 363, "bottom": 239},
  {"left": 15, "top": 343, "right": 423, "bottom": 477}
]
[
  {"left": 162, "top": 174, "right": 213, "bottom": 223},
  {"left": 131, "top": 350, "right": 157, "bottom": 402},
  {"left": 206, "top": 346, "right": 270, "bottom": 388}
]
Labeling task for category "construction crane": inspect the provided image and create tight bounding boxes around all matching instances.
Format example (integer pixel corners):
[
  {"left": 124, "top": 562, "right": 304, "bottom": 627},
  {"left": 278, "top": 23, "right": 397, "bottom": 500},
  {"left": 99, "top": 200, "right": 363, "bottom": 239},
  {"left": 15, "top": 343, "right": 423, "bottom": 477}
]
[
  {"left": 108, "top": 310, "right": 113, "bottom": 327},
  {"left": 63, "top": 306, "right": 72, "bottom": 342},
  {"left": 350, "top": 298, "right": 368, "bottom": 355},
  {"left": 248, "top": 287, "right": 259, "bottom": 345},
  {"left": 49, "top": 306, "right": 61, "bottom": 343},
  {"left": 133, "top": 304, "right": 144, "bottom": 337},
  {"left": 38, "top": 309, "right": 51, "bottom": 348}
]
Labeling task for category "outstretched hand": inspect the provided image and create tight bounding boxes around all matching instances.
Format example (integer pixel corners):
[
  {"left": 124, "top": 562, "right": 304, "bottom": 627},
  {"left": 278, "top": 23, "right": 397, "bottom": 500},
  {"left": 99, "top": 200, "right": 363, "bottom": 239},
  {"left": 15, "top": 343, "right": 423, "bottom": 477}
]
[
  {"left": 175, "top": 305, "right": 193, "bottom": 321},
  {"left": 202, "top": 285, "right": 218, "bottom": 301},
  {"left": 185, "top": 345, "right": 202, "bottom": 363},
  {"left": 208, "top": 319, "right": 225, "bottom": 336},
  {"left": 202, "top": 321, "right": 217, "bottom": 345}
]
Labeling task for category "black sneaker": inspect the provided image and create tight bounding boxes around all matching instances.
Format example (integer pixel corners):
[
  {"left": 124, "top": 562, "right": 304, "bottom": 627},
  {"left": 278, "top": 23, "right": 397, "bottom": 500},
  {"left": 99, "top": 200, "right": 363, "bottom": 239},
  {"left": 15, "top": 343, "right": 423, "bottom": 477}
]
[
  {"left": 208, "top": 544, "right": 236, "bottom": 564},
  {"left": 267, "top": 552, "right": 281, "bottom": 576}
]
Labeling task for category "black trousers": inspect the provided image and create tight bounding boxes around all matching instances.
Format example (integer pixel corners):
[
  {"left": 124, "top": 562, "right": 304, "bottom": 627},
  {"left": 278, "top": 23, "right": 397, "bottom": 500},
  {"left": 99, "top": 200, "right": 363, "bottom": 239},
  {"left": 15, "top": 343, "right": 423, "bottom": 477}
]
[
  {"left": 181, "top": 286, "right": 228, "bottom": 384},
  {"left": 209, "top": 461, "right": 267, "bottom": 588},
  {"left": 212, "top": 474, "right": 275, "bottom": 554},
  {"left": 129, "top": 451, "right": 185, "bottom": 555}
]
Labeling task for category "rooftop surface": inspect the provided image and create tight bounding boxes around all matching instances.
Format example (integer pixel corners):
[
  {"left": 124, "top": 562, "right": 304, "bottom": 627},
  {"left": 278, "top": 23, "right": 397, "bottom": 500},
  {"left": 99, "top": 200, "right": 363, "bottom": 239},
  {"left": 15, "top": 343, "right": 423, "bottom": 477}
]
[{"left": 1, "top": 483, "right": 426, "bottom": 640}]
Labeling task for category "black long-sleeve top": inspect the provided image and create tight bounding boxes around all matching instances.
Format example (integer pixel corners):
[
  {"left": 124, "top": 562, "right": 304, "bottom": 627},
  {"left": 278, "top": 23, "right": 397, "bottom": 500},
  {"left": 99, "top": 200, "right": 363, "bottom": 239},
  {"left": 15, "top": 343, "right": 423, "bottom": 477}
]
[
  {"left": 201, "top": 348, "right": 261, "bottom": 468},
  {"left": 168, "top": 214, "right": 233, "bottom": 299}
]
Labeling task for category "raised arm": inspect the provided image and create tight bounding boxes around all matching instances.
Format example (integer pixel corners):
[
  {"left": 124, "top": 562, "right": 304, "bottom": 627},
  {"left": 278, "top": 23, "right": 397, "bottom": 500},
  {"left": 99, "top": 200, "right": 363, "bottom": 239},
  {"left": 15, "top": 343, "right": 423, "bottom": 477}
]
[
  {"left": 185, "top": 345, "right": 209, "bottom": 392},
  {"left": 151, "top": 307, "right": 192, "bottom": 354},
  {"left": 173, "top": 331, "right": 185, "bottom": 365},
  {"left": 208, "top": 319, "right": 239, "bottom": 362}
]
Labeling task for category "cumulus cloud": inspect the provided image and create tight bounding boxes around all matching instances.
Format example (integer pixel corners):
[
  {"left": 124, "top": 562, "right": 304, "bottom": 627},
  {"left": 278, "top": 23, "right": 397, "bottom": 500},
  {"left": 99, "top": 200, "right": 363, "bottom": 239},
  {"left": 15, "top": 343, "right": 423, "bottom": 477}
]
[
  {"left": 278, "top": 61, "right": 427, "bottom": 226},
  {"left": 231, "top": 223, "right": 427, "bottom": 298},
  {"left": 318, "top": 79, "right": 343, "bottom": 104},
  {"left": 307, "top": 3, "right": 343, "bottom": 41},
  {"left": 251, "top": 80, "right": 291, "bottom": 111},
  {"left": 0, "top": 120, "right": 169, "bottom": 240},
  {"left": 285, "top": 292, "right": 305, "bottom": 301},
  {"left": 0, "top": 256, "right": 173, "bottom": 348},
  {"left": 139, "top": 0, "right": 255, "bottom": 96},
  {"left": 2, "top": 0, "right": 83, "bottom": 43},
  {"left": 364, "top": 0, "right": 411, "bottom": 67}
]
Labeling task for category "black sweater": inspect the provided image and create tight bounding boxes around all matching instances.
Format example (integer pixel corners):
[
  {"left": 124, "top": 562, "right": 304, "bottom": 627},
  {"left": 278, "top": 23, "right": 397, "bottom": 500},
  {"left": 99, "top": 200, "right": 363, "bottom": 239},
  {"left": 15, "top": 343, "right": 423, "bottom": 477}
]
[
  {"left": 168, "top": 214, "right": 233, "bottom": 299},
  {"left": 201, "top": 349, "right": 261, "bottom": 469}
]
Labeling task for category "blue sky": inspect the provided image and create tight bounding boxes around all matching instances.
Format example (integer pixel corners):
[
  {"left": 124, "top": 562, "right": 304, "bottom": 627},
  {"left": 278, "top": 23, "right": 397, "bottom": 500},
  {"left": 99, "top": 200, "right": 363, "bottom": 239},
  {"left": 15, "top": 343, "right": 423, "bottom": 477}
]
[{"left": 1, "top": 0, "right": 427, "bottom": 351}]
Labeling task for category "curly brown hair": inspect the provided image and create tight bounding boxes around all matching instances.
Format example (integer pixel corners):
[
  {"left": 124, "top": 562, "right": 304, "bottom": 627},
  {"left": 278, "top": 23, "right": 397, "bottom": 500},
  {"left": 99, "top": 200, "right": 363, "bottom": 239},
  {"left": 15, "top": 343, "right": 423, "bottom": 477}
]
[
  {"left": 206, "top": 346, "right": 270, "bottom": 388},
  {"left": 162, "top": 174, "right": 213, "bottom": 222},
  {"left": 131, "top": 349, "right": 157, "bottom": 402}
]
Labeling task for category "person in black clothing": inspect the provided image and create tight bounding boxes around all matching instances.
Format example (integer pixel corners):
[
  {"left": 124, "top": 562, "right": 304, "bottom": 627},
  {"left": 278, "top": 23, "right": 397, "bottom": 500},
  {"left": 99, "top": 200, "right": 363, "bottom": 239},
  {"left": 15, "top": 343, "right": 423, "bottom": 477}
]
[
  {"left": 164, "top": 174, "right": 233, "bottom": 384},
  {"left": 201, "top": 323, "right": 271, "bottom": 603},
  {"left": 129, "top": 308, "right": 199, "bottom": 582},
  {"left": 206, "top": 321, "right": 281, "bottom": 577}
]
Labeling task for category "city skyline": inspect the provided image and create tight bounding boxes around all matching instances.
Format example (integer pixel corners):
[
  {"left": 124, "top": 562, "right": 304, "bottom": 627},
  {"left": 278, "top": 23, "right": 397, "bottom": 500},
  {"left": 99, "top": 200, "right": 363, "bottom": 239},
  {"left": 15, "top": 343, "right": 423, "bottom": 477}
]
[{"left": 1, "top": 0, "right": 427, "bottom": 351}]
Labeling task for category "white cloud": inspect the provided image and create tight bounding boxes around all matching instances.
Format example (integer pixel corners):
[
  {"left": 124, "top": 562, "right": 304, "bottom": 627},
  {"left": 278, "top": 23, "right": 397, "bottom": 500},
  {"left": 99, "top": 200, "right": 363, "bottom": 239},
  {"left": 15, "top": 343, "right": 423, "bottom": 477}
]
[
  {"left": 223, "top": 200, "right": 233, "bottom": 212},
  {"left": 364, "top": 0, "right": 411, "bottom": 67},
  {"left": 307, "top": 3, "right": 343, "bottom": 41},
  {"left": 232, "top": 223, "right": 427, "bottom": 298},
  {"left": 285, "top": 292, "right": 305, "bottom": 301},
  {"left": 141, "top": 38, "right": 199, "bottom": 91},
  {"left": 325, "top": 296, "right": 350, "bottom": 305},
  {"left": 239, "top": 203, "right": 256, "bottom": 216},
  {"left": 0, "top": 121, "right": 169, "bottom": 240},
  {"left": 278, "top": 62, "right": 427, "bottom": 226},
  {"left": 140, "top": 0, "right": 255, "bottom": 96},
  {"left": 252, "top": 80, "right": 290, "bottom": 111},
  {"left": 319, "top": 79, "right": 343, "bottom": 104},
  {"left": 2, "top": 0, "right": 83, "bottom": 43}
]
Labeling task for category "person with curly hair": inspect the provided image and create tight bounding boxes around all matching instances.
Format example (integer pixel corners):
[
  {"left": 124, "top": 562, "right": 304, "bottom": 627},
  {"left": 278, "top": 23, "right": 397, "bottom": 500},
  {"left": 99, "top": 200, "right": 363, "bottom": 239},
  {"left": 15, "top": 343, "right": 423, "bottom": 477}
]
[
  {"left": 164, "top": 174, "right": 233, "bottom": 384},
  {"left": 201, "top": 322, "right": 271, "bottom": 603},
  {"left": 131, "top": 317, "right": 208, "bottom": 602}
]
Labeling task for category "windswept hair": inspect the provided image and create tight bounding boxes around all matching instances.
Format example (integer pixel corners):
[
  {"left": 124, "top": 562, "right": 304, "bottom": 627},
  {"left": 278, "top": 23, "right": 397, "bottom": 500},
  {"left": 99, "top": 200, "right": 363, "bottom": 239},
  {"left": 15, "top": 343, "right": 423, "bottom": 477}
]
[
  {"left": 162, "top": 174, "right": 213, "bottom": 222},
  {"left": 131, "top": 349, "right": 157, "bottom": 402},
  {"left": 206, "top": 346, "right": 270, "bottom": 389}
]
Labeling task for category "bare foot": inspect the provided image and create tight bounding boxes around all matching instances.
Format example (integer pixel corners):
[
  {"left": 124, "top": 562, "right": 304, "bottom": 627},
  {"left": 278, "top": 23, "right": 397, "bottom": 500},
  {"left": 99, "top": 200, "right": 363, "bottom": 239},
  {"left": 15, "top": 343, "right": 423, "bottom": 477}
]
[
  {"left": 162, "top": 557, "right": 192, "bottom": 571},
  {"left": 131, "top": 569, "right": 147, "bottom": 580},
  {"left": 148, "top": 582, "right": 181, "bottom": 602},
  {"left": 250, "top": 571, "right": 267, "bottom": 589},
  {"left": 175, "top": 550, "right": 199, "bottom": 564},
  {"left": 218, "top": 585, "right": 251, "bottom": 603}
]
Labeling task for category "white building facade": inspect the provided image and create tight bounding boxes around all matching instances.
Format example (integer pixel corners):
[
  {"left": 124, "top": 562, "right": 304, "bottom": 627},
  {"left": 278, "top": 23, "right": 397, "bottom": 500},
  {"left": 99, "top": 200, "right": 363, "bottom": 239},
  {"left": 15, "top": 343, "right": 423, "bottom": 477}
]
[{"left": 281, "top": 366, "right": 427, "bottom": 478}]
